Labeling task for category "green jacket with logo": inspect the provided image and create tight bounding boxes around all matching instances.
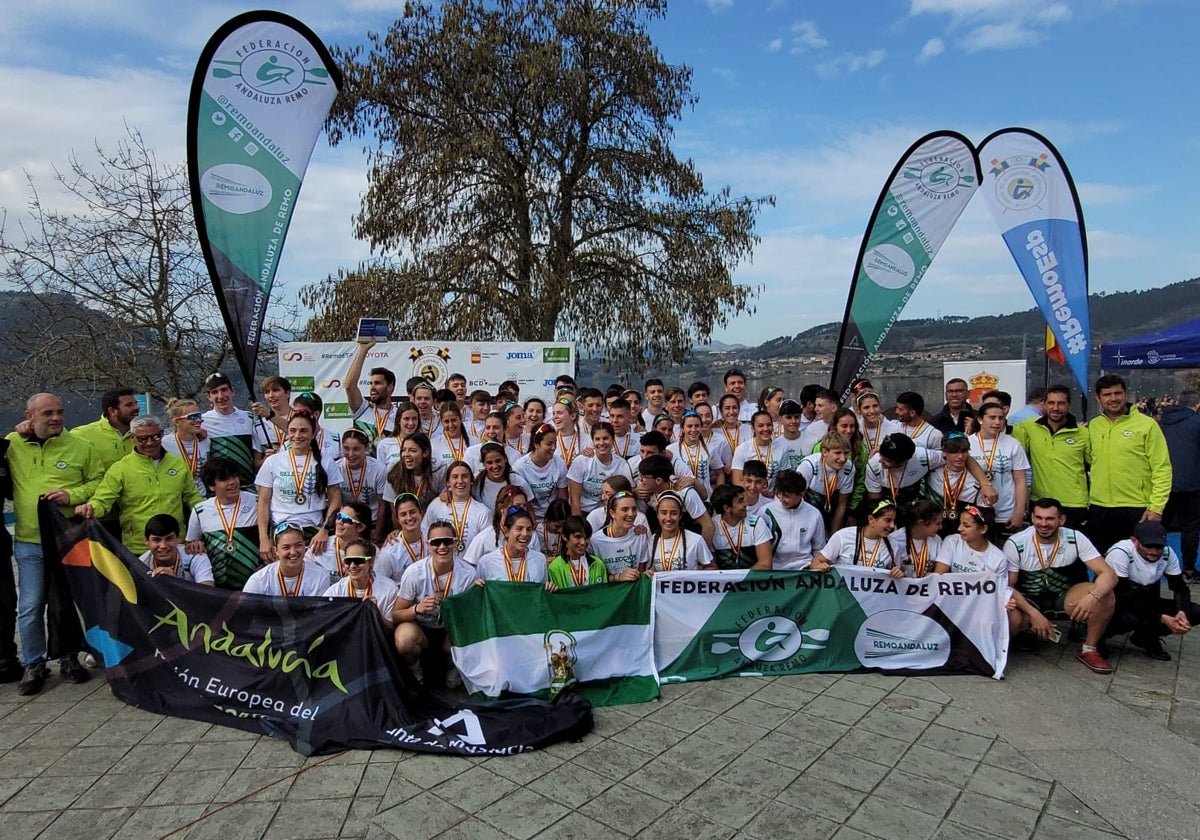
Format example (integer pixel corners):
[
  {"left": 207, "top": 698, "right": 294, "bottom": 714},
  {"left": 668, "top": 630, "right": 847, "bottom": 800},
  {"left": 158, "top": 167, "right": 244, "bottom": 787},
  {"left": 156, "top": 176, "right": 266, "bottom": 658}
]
[
  {"left": 72, "top": 416, "right": 134, "bottom": 471},
  {"left": 1013, "top": 414, "right": 1090, "bottom": 508},
  {"left": 5, "top": 431, "right": 104, "bottom": 543},
  {"left": 89, "top": 451, "right": 204, "bottom": 553},
  {"left": 1086, "top": 406, "right": 1172, "bottom": 513}
]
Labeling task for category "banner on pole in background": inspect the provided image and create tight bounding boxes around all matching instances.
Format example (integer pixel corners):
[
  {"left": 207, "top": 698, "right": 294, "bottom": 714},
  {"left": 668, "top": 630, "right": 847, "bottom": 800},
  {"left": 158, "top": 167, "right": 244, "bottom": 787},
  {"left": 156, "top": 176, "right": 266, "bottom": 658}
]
[
  {"left": 279, "top": 341, "right": 576, "bottom": 435},
  {"left": 188, "top": 11, "right": 342, "bottom": 392},
  {"left": 43, "top": 503, "right": 593, "bottom": 756},
  {"left": 443, "top": 579, "right": 659, "bottom": 707},
  {"left": 654, "top": 568, "right": 1008, "bottom": 682},
  {"left": 830, "top": 131, "right": 981, "bottom": 400},
  {"left": 942, "top": 360, "right": 1027, "bottom": 408},
  {"left": 978, "top": 128, "right": 1090, "bottom": 395}
]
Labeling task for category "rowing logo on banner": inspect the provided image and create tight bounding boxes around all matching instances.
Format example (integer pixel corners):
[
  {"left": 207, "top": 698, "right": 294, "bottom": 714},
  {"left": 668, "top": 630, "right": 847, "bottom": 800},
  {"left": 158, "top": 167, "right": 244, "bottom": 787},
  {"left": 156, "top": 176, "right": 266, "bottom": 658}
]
[
  {"left": 210, "top": 43, "right": 332, "bottom": 103},
  {"left": 854, "top": 610, "right": 950, "bottom": 668},
  {"left": 902, "top": 154, "right": 976, "bottom": 201},
  {"left": 408, "top": 346, "right": 451, "bottom": 386},
  {"left": 709, "top": 616, "right": 829, "bottom": 666},
  {"left": 989, "top": 153, "right": 1050, "bottom": 212}
]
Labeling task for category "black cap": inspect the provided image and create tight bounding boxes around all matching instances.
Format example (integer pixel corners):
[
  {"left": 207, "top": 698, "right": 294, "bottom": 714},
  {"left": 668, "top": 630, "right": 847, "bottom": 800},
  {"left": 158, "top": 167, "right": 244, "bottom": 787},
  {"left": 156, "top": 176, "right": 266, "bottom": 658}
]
[
  {"left": 204, "top": 372, "right": 232, "bottom": 391},
  {"left": 879, "top": 433, "right": 916, "bottom": 463},
  {"left": 1132, "top": 520, "right": 1167, "bottom": 548}
]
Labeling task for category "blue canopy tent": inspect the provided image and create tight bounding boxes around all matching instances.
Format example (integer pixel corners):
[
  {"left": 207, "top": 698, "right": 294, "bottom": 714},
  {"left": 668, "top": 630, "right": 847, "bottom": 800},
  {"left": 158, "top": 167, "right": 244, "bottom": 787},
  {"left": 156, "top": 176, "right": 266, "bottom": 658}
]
[{"left": 1100, "top": 316, "right": 1200, "bottom": 369}]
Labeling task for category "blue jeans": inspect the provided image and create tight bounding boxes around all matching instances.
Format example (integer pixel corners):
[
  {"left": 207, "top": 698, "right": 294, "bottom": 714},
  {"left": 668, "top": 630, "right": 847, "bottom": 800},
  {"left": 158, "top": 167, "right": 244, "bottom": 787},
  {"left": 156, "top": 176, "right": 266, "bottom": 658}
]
[{"left": 14, "top": 540, "right": 46, "bottom": 666}]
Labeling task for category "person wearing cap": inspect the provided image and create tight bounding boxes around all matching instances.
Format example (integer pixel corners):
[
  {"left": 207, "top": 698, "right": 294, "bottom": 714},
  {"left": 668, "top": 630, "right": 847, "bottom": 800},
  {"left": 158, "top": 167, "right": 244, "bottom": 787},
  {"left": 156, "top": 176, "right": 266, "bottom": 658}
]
[
  {"left": 1103, "top": 520, "right": 1199, "bottom": 660},
  {"left": 1004, "top": 498, "right": 1117, "bottom": 674},
  {"left": 1013, "top": 385, "right": 1089, "bottom": 531},
  {"left": 345, "top": 336, "right": 397, "bottom": 452},
  {"left": 930, "top": 378, "right": 976, "bottom": 436},
  {"left": 201, "top": 372, "right": 260, "bottom": 487}
]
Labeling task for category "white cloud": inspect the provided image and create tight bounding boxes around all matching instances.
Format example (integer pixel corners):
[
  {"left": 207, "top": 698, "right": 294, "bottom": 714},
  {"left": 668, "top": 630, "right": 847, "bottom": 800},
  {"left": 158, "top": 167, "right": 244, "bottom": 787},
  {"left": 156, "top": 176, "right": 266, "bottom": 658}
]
[
  {"left": 1076, "top": 182, "right": 1154, "bottom": 206},
  {"left": 916, "top": 37, "right": 945, "bottom": 63},
  {"left": 766, "top": 37, "right": 783, "bottom": 52},
  {"left": 816, "top": 49, "right": 886, "bottom": 79},
  {"left": 705, "top": 0, "right": 735, "bottom": 12},
  {"left": 789, "top": 20, "right": 829, "bottom": 54},
  {"left": 712, "top": 66, "right": 737, "bottom": 85},
  {"left": 911, "top": 0, "right": 1076, "bottom": 53}
]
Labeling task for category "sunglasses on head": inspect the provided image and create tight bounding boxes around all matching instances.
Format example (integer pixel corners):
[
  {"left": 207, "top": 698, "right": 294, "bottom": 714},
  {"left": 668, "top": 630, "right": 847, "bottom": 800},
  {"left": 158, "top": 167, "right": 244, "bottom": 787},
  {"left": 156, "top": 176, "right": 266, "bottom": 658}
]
[
  {"left": 610, "top": 490, "right": 635, "bottom": 503},
  {"left": 336, "top": 512, "right": 364, "bottom": 527},
  {"left": 557, "top": 397, "right": 575, "bottom": 406},
  {"left": 342, "top": 555, "right": 371, "bottom": 566},
  {"left": 274, "top": 521, "right": 304, "bottom": 536},
  {"left": 429, "top": 537, "right": 456, "bottom": 547},
  {"left": 505, "top": 505, "right": 527, "bottom": 517},
  {"left": 945, "top": 432, "right": 967, "bottom": 440},
  {"left": 535, "top": 422, "right": 555, "bottom": 434}
]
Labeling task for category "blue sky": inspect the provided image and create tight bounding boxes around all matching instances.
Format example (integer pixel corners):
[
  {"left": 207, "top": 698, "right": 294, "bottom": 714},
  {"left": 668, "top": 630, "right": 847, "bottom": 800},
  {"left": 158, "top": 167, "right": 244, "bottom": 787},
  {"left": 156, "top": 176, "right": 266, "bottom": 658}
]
[{"left": 0, "top": 0, "right": 1195, "bottom": 347}]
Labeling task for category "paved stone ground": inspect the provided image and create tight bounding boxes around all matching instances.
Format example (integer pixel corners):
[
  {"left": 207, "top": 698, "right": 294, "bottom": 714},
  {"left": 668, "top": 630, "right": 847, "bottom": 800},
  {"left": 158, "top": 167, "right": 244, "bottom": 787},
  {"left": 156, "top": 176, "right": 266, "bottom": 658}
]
[{"left": 9, "top": 626, "right": 1197, "bottom": 840}]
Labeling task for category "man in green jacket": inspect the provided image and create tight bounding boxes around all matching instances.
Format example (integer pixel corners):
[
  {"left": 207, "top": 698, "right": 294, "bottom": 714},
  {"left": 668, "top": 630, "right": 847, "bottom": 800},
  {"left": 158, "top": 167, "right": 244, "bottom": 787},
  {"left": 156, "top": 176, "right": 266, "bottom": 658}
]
[
  {"left": 71, "top": 387, "right": 138, "bottom": 538},
  {"left": 6, "top": 393, "right": 104, "bottom": 695},
  {"left": 1013, "top": 385, "right": 1090, "bottom": 530},
  {"left": 1087, "top": 375, "right": 1173, "bottom": 552},
  {"left": 75, "top": 416, "right": 203, "bottom": 555}
]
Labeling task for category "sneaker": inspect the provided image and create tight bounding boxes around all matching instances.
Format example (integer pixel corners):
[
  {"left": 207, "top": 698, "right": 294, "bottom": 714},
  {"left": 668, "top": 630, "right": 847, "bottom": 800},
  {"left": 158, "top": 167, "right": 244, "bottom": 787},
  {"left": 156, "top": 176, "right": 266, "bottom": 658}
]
[
  {"left": 18, "top": 661, "right": 49, "bottom": 696},
  {"left": 0, "top": 659, "right": 22, "bottom": 684},
  {"left": 1075, "top": 649, "right": 1114, "bottom": 674},
  {"left": 445, "top": 668, "right": 463, "bottom": 689},
  {"left": 1141, "top": 638, "right": 1171, "bottom": 661},
  {"left": 59, "top": 655, "right": 91, "bottom": 684},
  {"left": 1184, "top": 570, "right": 1199, "bottom": 584}
]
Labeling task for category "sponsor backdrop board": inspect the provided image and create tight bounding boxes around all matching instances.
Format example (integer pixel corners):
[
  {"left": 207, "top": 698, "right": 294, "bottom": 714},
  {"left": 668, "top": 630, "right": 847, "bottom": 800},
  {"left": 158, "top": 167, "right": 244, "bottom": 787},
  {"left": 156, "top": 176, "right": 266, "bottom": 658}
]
[
  {"left": 943, "top": 360, "right": 1026, "bottom": 408},
  {"left": 279, "top": 341, "right": 575, "bottom": 434}
]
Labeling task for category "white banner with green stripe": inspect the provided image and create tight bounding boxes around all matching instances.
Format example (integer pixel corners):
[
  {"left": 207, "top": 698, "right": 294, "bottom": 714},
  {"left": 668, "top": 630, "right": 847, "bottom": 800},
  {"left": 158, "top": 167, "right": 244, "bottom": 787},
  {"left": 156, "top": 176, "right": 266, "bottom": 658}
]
[{"left": 442, "top": 578, "right": 659, "bottom": 707}]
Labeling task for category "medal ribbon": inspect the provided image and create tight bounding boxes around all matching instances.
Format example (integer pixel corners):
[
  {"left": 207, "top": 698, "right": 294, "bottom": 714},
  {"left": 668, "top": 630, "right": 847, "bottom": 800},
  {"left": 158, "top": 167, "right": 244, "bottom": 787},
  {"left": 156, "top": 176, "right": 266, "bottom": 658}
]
[
  {"left": 346, "top": 464, "right": 366, "bottom": 501},
  {"left": 444, "top": 431, "right": 466, "bottom": 461},
  {"left": 433, "top": 566, "right": 454, "bottom": 599},
  {"left": 909, "top": 535, "right": 929, "bottom": 577},
  {"left": 822, "top": 465, "right": 838, "bottom": 511},
  {"left": 1033, "top": 535, "right": 1061, "bottom": 572},
  {"left": 558, "top": 433, "right": 578, "bottom": 467},
  {"left": 502, "top": 547, "right": 528, "bottom": 582},
  {"left": 570, "top": 556, "right": 589, "bottom": 587},
  {"left": 719, "top": 517, "right": 744, "bottom": 557},
  {"left": 449, "top": 498, "right": 472, "bottom": 544},
  {"left": 349, "top": 576, "right": 373, "bottom": 601},
  {"left": 175, "top": 433, "right": 200, "bottom": 475},
  {"left": 976, "top": 433, "right": 1000, "bottom": 477},
  {"left": 681, "top": 440, "right": 702, "bottom": 477},
  {"left": 277, "top": 565, "right": 304, "bottom": 597},
  {"left": 215, "top": 497, "right": 240, "bottom": 550},
  {"left": 288, "top": 448, "right": 312, "bottom": 502},
  {"left": 659, "top": 533, "right": 683, "bottom": 572},
  {"left": 373, "top": 407, "right": 390, "bottom": 439},
  {"left": 401, "top": 533, "right": 424, "bottom": 566},
  {"left": 864, "top": 422, "right": 882, "bottom": 455},
  {"left": 943, "top": 468, "right": 968, "bottom": 511},
  {"left": 859, "top": 531, "right": 884, "bottom": 568}
]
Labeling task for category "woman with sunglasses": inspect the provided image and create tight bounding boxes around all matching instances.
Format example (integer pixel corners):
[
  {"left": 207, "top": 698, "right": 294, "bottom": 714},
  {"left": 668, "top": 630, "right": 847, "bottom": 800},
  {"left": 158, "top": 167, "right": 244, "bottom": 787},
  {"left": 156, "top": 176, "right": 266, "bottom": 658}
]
[
  {"left": 810, "top": 499, "right": 906, "bottom": 579},
  {"left": 394, "top": 520, "right": 479, "bottom": 687},
  {"left": 649, "top": 491, "right": 714, "bottom": 574},
  {"left": 162, "top": 398, "right": 209, "bottom": 499},
  {"left": 547, "top": 516, "right": 608, "bottom": 587},
  {"left": 477, "top": 507, "right": 551, "bottom": 586},
  {"left": 567, "top": 421, "right": 633, "bottom": 517},
  {"left": 464, "top": 486, "right": 533, "bottom": 564},
  {"left": 322, "top": 540, "right": 399, "bottom": 629},
  {"left": 376, "top": 402, "right": 422, "bottom": 470},
  {"left": 550, "top": 397, "right": 589, "bottom": 469},
  {"left": 307, "top": 501, "right": 372, "bottom": 586},
  {"left": 385, "top": 431, "right": 439, "bottom": 511},
  {"left": 338, "top": 429, "right": 390, "bottom": 539},
  {"left": 431, "top": 401, "right": 471, "bottom": 472},
  {"left": 377, "top": 493, "right": 426, "bottom": 584},
  {"left": 422, "top": 461, "right": 490, "bottom": 560},
  {"left": 473, "top": 442, "right": 532, "bottom": 511},
  {"left": 255, "top": 410, "right": 343, "bottom": 561},
  {"left": 512, "top": 423, "right": 568, "bottom": 520},
  {"left": 589, "top": 490, "right": 650, "bottom": 582},
  {"left": 242, "top": 522, "right": 328, "bottom": 597},
  {"left": 891, "top": 499, "right": 944, "bottom": 578},
  {"left": 668, "top": 410, "right": 722, "bottom": 499}
]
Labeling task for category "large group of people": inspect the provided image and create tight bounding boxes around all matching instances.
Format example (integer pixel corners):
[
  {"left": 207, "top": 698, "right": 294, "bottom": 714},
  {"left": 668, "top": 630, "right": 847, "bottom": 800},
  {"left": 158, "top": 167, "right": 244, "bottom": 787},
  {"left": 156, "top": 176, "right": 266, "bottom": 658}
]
[{"left": 3, "top": 333, "right": 1198, "bottom": 695}]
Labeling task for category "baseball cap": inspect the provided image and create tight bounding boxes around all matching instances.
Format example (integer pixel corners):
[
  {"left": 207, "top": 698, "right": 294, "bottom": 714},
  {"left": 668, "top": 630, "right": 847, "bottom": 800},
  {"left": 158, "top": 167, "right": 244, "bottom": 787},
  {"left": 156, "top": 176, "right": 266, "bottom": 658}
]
[
  {"left": 204, "top": 372, "right": 232, "bottom": 391},
  {"left": 1132, "top": 520, "right": 1167, "bottom": 548}
]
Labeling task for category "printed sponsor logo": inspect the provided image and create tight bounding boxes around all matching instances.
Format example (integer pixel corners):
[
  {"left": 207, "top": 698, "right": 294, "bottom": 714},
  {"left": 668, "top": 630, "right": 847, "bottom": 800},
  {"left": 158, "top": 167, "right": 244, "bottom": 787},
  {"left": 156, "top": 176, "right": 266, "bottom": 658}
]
[
  {"left": 1147, "top": 349, "right": 1160, "bottom": 365},
  {"left": 287, "top": 376, "right": 315, "bottom": 391},
  {"left": 853, "top": 610, "right": 950, "bottom": 668},
  {"left": 200, "top": 164, "right": 272, "bottom": 214},
  {"left": 323, "top": 403, "right": 352, "bottom": 419},
  {"left": 863, "top": 243, "right": 915, "bottom": 290},
  {"left": 211, "top": 42, "right": 330, "bottom": 102},
  {"left": 321, "top": 379, "right": 342, "bottom": 388},
  {"left": 709, "top": 615, "right": 830, "bottom": 671},
  {"left": 542, "top": 346, "right": 571, "bottom": 364},
  {"left": 507, "top": 351, "right": 535, "bottom": 361},
  {"left": 281, "top": 352, "right": 304, "bottom": 362},
  {"left": 409, "top": 346, "right": 451, "bottom": 386},
  {"left": 989, "top": 153, "right": 1050, "bottom": 212},
  {"left": 903, "top": 153, "right": 975, "bottom": 200}
]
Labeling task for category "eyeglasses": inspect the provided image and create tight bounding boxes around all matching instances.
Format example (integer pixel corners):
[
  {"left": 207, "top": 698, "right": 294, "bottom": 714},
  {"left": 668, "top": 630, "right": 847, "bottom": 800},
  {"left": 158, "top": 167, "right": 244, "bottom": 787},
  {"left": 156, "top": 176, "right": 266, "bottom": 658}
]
[
  {"left": 429, "top": 537, "right": 456, "bottom": 547},
  {"left": 336, "top": 512, "right": 364, "bottom": 527},
  {"left": 184, "top": 412, "right": 203, "bottom": 421},
  {"left": 134, "top": 432, "right": 163, "bottom": 443},
  {"left": 274, "top": 521, "right": 304, "bottom": 536},
  {"left": 342, "top": 555, "right": 371, "bottom": 566}
]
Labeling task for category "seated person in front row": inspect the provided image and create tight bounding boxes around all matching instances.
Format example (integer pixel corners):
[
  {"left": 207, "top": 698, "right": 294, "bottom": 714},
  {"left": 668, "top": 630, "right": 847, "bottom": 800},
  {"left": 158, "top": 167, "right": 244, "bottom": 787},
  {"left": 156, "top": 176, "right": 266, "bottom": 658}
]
[
  {"left": 711, "top": 484, "right": 772, "bottom": 570},
  {"left": 321, "top": 539, "right": 400, "bottom": 630},
  {"left": 140, "top": 514, "right": 214, "bottom": 585},
  {"left": 811, "top": 499, "right": 905, "bottom": 579},
  {"left": 1103, "top": 520, "right": 1199, "bottom": 661},
  {"left": 1003, "top": 498, "right": 1118, "bottom": 675},
  {"left": 242, "top": 522, "right": 328, "bottom": 597}
]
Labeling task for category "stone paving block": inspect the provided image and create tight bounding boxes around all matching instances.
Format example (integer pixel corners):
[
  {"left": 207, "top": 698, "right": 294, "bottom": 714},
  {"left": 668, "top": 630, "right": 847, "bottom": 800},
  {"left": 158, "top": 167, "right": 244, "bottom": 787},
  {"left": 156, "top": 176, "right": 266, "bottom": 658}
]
[
  {"left": 538, "top": 735, "right": 591, "bottom": 761},
  {"left": 239, "top": 738, "right": 309, "bottom": 770},
  {"left": 856, "top": 708, "right": 932, "bottom": 744},
  {"left": 625, "top": 752, "right": 719, "bottom": 804},
  {"left": 692, "top": 711, "right": 771, "bottom": 749},
  {"left": 390, "top": 752, "right": 471, "bottom": 789},
  {"left": 875, "top": 767, "right": 963, "bottom": 817},
  {"left": 433, "top": 764, "right": 518, "bottom": 813},
  {"left": 1042, "top": 784, "right": 1121, "bottom": 833},
  {"left": 0, "top": 700, "right": 76, "bottom": 727},
  {"left": 712, "top": 751, "right": 802, "bottom": 799},
  {"left": 0, "top": 775, "right": 30, "bottom": 807},
  {"left": 831, "top": 827, "right": 884, "bottom": 840},
  {"left": 211, "top": 766, "right": 295, "bottom": 803},
  {"left": 916, "top": 724, "right": 993, "bottom": 760},
  {"left": 477, "top": 786, "right": 571, "bottom": 840},
  {"left": 662, "top": 729, "right": 745, "bottom": 770},
  {"left": 833, "top": 727, "right": 913, "bottom": 767},
  {"left": 1168, "top": 697, "right": 1200, "bottom": 743},
  {"left": 41, "top": 745, "right": 130, "bottom": 776},
  {"left": 706, "top": 674, "right": 769, "bottom": 697},
  {"left": 377, "top": 769, "right": 423, "bottom": 811},
  {"left": 781, "top": 774, "right": 867, "bottom": 823},
  {"left": 590, "top": 707, "right": 641, "bottom": 738},
  {"left": 980, "top": 740, "right": 1052, "bottom": 782},
  {"left": 889, "top": 678, "right": 953, "bottom": 704},
  {"left": 875, "top": 694, "right": 945, "bottom": 722},
  {"left": 822, "top": 678, "right": 892, "bottom": 707},
  {"left": 2, "top": 809, "right": 56, "bottom": 837},
  {"left": 931, "top": 821, "right": 1012, "bottom": 840},
  {"left": 1031, "top": 814, "right": 1125, "bottom": 840},
  {"left": 637, "top": 806, "right": 736, "bottom": 840},
  {"left": 932, "top": 704, "right": 990, "bottom": 734},
  {"left": 609, "top": 718, "right": 691, "bottom": 754},
  {"left": 0, "top": 747, "right": 68, "bottom": 778},
  {"left": 965, "top": 763, "right": 1053, "bottom": 812},
  {"left": 141, "top": 716, "right": 213, "bottom": 744},
  {"left": 946, "top": 790, "right": 1040, "bottom": 839},
  {"left": 894, "top": 744, "right": 980, "bottom": 787},
  {"left": 356, "top": 762, "right": 397, "bottom": 798},
  {"left": 803, "top": 695, "right": 872, "bottom": 726},
  {"left": 643, "top": 700, "right": 720, "bottom": 734},
  {"left": 745, "top": 731, "right": 826, "bottom": 773},
  {"left": 778, "top": 713, "right": 850, "bottom": 749},
  {"left": 719, "top": 695, "right": 796, "bottom": 730},
  {"left": 110, "top": 740, "right": 191, "bottom": 774},
  {"left": 287, "top": 761, "right": 367, "bottom": 799},
  {"left": 261, "top": 795, "right": 353, "bottom": 840},
  {"left": 682, "top": 682, "right": 751, "bottom": 715},
  {"left": 339, "top": 795, "right": 381, "bottom": 839},
  {"left": 145, "top": 767, "right": 235, "bottom": 806},
  {"left": 483, "top": 745, "right": 566, "bottom": 786},
  {"left": 578, "top": 783, "right": 671, "bottom": 834},
  {"left": 371, "top": 790, "right": 469, "bottom": 840},
  {"left": 527, "top": 759, "right": 616, "bottom": 808},
  {"left": 806, "top": 751, "right": 891, "bottom": 793},
  {"left": 532, "top": 811, "right": 623, "bottom": 839},
  {"left": 849, "top": 794, "right": 944, "bottom": 840},
  {"left": 0, "top": 723, "right": 30, "bottom": 750},
  {"left": 76, "top": 717, "right": 158, "bottom": 747},
  {"left": 0, "top": 772, "right": 98, "bottom": 811},
  {"left": 572, "top": 739, "right": 656, "bottom": 781},
  {"left": 116, "top": 802, "right": 209, "bottom": 837},
  {"left": 182, "top": 739, "right": 256, "bottom": 771},
  {"left": 71, "top": 769, "right": 165, "bottom": 809},
  {"left": 41, "top": 805, "right": 133, "bottom": 839},
  {"left": 11, "top": 721, "right": 92, "bottom": 751},
  {"left": 787, "top": 673, "right": 844, "bottom": 693},
  {"left": 743, "top": 797, "right": 838, "bottom": 840},
  {"left": 680, "top": 776, "right": 775, "bottom": 829},
  {"left": 751, "top": 680, "right": 821, "bottom": 710},
  {"left": 182, "top": 801, "right": 280, "bottom": 840}
]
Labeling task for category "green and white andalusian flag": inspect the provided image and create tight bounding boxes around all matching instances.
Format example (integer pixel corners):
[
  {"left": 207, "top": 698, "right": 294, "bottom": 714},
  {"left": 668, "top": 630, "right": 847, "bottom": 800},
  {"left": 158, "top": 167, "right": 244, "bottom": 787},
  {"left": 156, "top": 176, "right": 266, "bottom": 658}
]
[{"left": 442, "top": 579, "right": 659, "bottom": 707}]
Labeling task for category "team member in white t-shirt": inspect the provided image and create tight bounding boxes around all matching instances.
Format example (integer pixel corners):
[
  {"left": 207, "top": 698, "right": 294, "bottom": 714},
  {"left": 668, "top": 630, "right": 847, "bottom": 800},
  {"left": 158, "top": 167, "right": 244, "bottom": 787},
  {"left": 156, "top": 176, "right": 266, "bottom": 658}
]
[
  {"left": 394, "top": 521, "right": 479, "bottom": 687},
  {"left": 710, "top": 484, "right": 772, "bottom": 570},
  {"left": 731, "top": 411, "right": 788, "bottom": 493},
  {"left": 648, "top": 492, "right": 714, "bottom": 573},
  {"left": 472, "top": 441, "right": 533, "bottom": 511},
  {"left": 759, "top": 469, "right": 826, "bottom": 571},
  {"left": 894, "top": 392, "right": 944, "bottom": 451},
  {"left": 431, "top": 402, "right": 472, "bottom": 472},
  {"left": 162, "top": 398, "right": 209, "bottom": 499},
  {"left": 813, "top": 500, "right": 906, "bottom": 578},
  {"left": 636, "top": 455, "right": 713, "bottom": 547},
  {"left": 243, "top": 523, "right": 328, "bottom": 597},
  {"left": 722, "top": 368, "right": 756, "bottom": 425},
  {"left": 375, "top": 403, "right": 421, "bottom": 471},
  {"left": 307, "top": 501, "right": 373, "bottom": 587},
  {"left": 589, "top": 490, "right": 651, "bottom": 580},
  {"left": 422, "top": 461, "right": 491, "bottom": 561},
  {"left": 476, "top": 508, "right": 551, "bottom": 585},
  {"left": 201, "top": 372, "right": 259, "bottom": 487},
  {"left": 934, "top": 505, "right": 1009, "bottom": 576},
  {"left": 568, "top": 422, "right": 633, "bottom": 515},
  {"left": 695, "top": 402, "right": 733, "bottom": 484},
  {"left": 512, "top": 424, "right": 568, "bottom": 520},
  {"left": 667, "top": 411, "right": 723, "bottom": 499},
  {"left": 255, "top": 411, "right": 344, "bottom": 562},
  {"left": 337, "top": 429, "right": 390, "bottom": 535},
  {"left": 1104, "top": 520, "right": 1200, "bottom": 661},
  {"left": 891, "top": 500, "right": 944, "bottom": 578},
  {"left": 463, "top": 412, "right": 504, "bottom": 475},
  {"left": 866, "top": 433, "right": 996, "bottom": 510},
  {"left": 1003, "top": 498, "right": 1117, "bottom": 674},
  {"left": 139, "top": 514, "right": 214, "bottom": 585},
  {"left": 586, "top": 477, "right": 650, "bottom": 535},
  {"left": 971, "top": 402, "right": 1031, "bottom": 533},
  {"left": 376, "top": 493, "right": 426, "bottom": 584},
  {"left": 775, "top": 400, "right": 811, "bottom": 472},
  {"left": 796, "top": 434, "right": 855, "bottom": 534},
  {"left": 607, "top": 398, "right": 642, "bottom": 462},
  {"left": 714, "top": 394, "right": 751, "bottom": 465},
  {"left": 344, "top": 335, "right": 398, "bottom": 452},
  {"left": 321, "top": 540, "right": 401, "bottom": 629},
  {"left": 856, "top": 391, "right": 902, "bottom": 458},
  {"left": 187, "top": 456, "right": 260, "bottom": 590}
]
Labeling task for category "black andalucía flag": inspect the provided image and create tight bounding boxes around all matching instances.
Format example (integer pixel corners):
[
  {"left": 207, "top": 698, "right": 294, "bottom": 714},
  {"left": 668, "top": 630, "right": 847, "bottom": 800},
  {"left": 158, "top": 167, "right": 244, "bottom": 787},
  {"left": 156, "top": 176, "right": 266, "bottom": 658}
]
[{"left": 42, "top": 502, "right": 592, "bottom": 756}]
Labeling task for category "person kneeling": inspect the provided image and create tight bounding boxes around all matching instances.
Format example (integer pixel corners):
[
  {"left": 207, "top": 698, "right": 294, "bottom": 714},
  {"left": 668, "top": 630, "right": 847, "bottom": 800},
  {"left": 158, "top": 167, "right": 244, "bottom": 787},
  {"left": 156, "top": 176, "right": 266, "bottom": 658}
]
[
  {"left": 321, "top": 540, "right": 399, "bottom": 631},
  {"left": 547, "top": 516, "right": 608, "bottom": 587},
  {"left": 141, "top": 514, "right": 214, "bottom": 585}
]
